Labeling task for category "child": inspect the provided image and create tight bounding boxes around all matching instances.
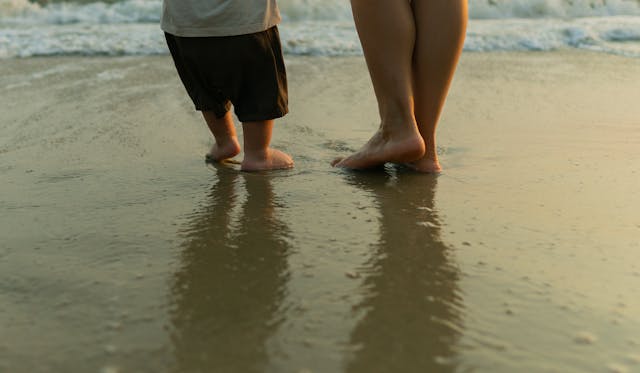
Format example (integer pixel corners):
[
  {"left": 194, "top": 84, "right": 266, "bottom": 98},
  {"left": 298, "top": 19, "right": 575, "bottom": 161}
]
[{"left": 162, "top": 0, "right": 294, "bottom": 171}]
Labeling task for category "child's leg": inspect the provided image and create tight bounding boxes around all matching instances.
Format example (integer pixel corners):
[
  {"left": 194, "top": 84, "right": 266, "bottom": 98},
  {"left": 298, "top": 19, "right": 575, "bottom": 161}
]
[
  {"left": 240, "top": 120, "right": 293, "bottom": 172},
  {"left": 203, "top": 111, "right": 241, "bottom": 161}
]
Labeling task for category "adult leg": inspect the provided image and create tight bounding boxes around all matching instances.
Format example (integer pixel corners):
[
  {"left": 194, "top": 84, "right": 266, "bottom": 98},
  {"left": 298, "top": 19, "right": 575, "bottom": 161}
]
[
  {"left": 333, "top": 0, "right": 425, "bottom": 169},
  {"left": 408, "top": 0, "right": 467, "bottom": 173},
  {"left": 203, "top": 111, "right": 241, "bottom": 162},
  {"left": 241, "top": 120, "right": 294, "bottom": 172}
]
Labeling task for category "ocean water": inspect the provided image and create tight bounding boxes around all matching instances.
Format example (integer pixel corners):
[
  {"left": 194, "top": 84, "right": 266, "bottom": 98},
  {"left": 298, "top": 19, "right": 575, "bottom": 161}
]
[{"left": 1, "top": 0, "right": 640, "bottom": 58}]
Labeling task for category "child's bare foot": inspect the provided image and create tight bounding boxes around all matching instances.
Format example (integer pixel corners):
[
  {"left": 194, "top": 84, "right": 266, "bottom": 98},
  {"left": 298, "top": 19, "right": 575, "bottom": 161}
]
[
  {"left": 404, "top": 157, "right": 442, "bottom": 173},
  {"left": 241, "top": 148, "right": 294, "bottom": 172},
  {"left": 332, "top": 125, "right": 425, "bottom": 169},
  {"left": 205, "top": 138, "right": 241, "bottom": 163}
]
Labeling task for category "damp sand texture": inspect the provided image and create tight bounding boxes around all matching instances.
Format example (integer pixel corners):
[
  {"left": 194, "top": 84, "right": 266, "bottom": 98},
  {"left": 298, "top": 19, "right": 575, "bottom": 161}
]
[{"left": 1, "top": 52, "right": 640, "bottom": 373}]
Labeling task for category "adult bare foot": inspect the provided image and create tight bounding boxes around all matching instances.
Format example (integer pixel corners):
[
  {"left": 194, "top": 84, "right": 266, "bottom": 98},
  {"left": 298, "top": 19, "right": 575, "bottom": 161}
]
[
  {"left": 332, "top": 126, "right": 425, "bottom": 169},
  {"left": 404, "top": 157, "right": 442, "bottom": 173},
  {"left": 241, "top": 148, "right": 294, "bottom": 172},
  {"left": 205, "top": 138, "right": 241, "bottom": 163}
]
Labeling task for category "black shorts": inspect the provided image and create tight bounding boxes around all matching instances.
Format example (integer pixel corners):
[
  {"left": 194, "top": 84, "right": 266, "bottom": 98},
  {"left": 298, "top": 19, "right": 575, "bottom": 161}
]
[{"left": 165, "top": 27, "right": 288, "bottom": 122}]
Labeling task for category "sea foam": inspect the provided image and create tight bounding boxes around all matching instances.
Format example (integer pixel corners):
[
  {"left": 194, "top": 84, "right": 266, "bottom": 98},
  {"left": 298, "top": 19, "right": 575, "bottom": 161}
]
[{"left": 1, "top": 0, "right": 640, "bottom": 58}]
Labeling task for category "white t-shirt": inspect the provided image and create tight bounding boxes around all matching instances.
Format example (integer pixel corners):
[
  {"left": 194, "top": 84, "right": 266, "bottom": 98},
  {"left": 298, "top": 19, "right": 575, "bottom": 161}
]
[{"left": 161, "top": 0, "right": 281, "bottom": 37}]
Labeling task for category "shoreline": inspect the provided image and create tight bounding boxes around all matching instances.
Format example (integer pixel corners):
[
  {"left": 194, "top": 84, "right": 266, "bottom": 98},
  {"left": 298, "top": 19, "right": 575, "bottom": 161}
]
[{"left": 2, "top": 50, "right": 640, "bottom": 373}]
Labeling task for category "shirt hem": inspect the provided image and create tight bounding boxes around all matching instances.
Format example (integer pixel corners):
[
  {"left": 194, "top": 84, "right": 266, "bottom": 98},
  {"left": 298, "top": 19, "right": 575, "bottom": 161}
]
[{"left": 161, "top": 18, "right": 281, "bottom": 37}]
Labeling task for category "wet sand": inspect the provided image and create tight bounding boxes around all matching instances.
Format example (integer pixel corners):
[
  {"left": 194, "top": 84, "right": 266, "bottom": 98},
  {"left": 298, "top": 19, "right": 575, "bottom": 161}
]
[{"left": 1, "top": 52, "right": 640, "bottom": 372}]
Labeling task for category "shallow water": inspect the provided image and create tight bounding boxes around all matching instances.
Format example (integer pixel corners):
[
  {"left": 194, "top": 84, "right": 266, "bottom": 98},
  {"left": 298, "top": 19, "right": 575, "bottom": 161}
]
[{"left": 1, "top": 53, "right": 640, "bottom": 372}]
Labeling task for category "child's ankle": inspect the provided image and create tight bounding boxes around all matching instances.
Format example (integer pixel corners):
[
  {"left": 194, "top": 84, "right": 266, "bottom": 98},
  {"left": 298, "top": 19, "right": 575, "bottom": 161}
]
[
  {"left": 215, "top": 135, "right": 239, "bottom": 147},
  {"left": 243, "top": 147, "right": 269, "bottom": 161}
]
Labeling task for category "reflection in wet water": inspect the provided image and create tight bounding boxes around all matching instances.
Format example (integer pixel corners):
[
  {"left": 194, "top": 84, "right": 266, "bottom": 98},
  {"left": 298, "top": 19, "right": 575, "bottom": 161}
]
[
  {"left": 169, "top": 165, "right": 463, "bottom": 372},
  {"left": 170, "top": 167, "right": 291, "bottom": 373},
  {"left": 344, "top": 168, "right": 464, "bottom": 372}
]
